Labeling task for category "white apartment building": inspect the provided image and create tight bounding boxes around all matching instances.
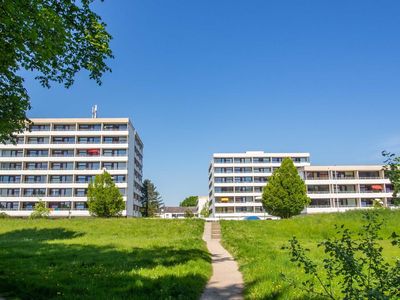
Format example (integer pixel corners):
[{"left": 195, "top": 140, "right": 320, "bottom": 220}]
[
  {"left": 208, "top": 151, "right": 393, "bottom": 219},
  {"left": 0, "top": 118, "right": 143, "bottom": 217},
  {"left": 209, "top": 151, "right": 311, "bottom": 219}
]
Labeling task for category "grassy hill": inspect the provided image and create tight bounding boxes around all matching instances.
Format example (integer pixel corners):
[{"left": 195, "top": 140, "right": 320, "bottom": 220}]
[
  {"left": 0, "top": 218, "right": 211, "bottom": 299},
  {"left": 221, "top": 210, "right": 400, "bottom": 299}
]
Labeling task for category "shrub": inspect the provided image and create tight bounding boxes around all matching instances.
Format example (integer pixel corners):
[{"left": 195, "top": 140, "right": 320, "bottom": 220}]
[
  {"left": 285, "top": 211, "right": 400, "bottom": 299},
  {"left": 184, "top": 210, "right": 194, "bottom": 218},
  {"left": 30, "top": 200, "right": 50, "bottom": 219},
  {"left": 0, "top": 212, "right": 10, "bottom": 219}
]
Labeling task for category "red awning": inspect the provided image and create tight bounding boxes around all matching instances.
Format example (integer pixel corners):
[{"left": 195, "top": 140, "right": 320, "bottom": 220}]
[{"left": 371, "top": 185, "right": 383, "bottom": 190}]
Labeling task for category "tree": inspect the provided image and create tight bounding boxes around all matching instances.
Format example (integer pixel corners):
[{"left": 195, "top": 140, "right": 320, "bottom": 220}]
[
  {"left": 383, "top": 151, "right": 400, "bottom": 206},
  {"left": 184, "top": 209, "right": 194, "bottom": 218},
  {"left": 141, "top": 179, "right": 163, "bottom": 217},
  {"left": 200, "top": 201, "right": 211, "bottom": 218},
  {"left": 0, "top": 0, "right": 113, "bottom": 143},
  {"left": 87, "top": 171, "right": 124, "bottom": 217},
  {"left": 180, "top": 196, "right": 198, "bottom": 207},
  {"left": 30, "top": 199, "right": 50, "bottom": 219},
  {"left": 262, "top": 158, "right": 310, "bottom": 218}
]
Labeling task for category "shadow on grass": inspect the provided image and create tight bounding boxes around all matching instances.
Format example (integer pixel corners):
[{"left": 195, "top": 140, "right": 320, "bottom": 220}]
[{"left": 0, "top": 228, "right": 210, "bottom": 299}]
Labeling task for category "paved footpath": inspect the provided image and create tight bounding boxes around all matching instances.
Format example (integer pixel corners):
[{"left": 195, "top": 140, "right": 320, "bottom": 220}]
[{"left": 200, "top": 222, "right": 244, "bottom": 300}]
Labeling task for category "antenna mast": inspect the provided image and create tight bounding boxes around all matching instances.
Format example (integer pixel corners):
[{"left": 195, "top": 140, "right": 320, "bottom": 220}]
[{"left": 91, "top": 105, "right": 98, "bottom": 118}]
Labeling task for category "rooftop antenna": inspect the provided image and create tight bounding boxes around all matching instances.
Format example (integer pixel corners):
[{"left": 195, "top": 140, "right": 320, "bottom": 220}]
[{"left": 91, "top": 105, "right": 98, "bottom": 118}]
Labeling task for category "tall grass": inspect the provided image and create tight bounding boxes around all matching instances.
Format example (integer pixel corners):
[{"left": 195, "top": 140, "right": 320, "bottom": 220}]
[
  {"left": 0, "top": 218, "right": 211, "bottom": 299},
  {"left": 221, "top": 210, "right": 400, "bottom": 299}
]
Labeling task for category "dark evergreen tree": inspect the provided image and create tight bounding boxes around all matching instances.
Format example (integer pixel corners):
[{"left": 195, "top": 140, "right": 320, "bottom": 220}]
[
  {"left": 262, "top": 158, "right": 310, "bottom": 218},
  {"left": 141, "top": 179, "right": 163, "bottom": 217}
]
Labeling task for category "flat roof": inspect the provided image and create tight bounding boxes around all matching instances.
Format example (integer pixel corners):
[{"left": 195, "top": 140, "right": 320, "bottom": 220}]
[
  {"left": 304, "top": 165, "right": 384, "bottom": 171},
  {"left": 29, "top": 118, "right": 130, "bottom": 123},
  {"left": 213, "top": 152, "right": 310, "bottom": 157}
]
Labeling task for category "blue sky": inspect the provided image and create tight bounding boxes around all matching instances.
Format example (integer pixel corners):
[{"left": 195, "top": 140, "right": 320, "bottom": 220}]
[{"left": 24, "top": 1, "right": 400, "bottom": 205}]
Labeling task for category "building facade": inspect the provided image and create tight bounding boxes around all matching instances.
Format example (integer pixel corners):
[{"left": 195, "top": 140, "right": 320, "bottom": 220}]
[
  {"left": 208, "top": 151, "right": 393, "bottom": 219},
  {"left": 0, "top": 118, "right": 143, "bottom": 217}
]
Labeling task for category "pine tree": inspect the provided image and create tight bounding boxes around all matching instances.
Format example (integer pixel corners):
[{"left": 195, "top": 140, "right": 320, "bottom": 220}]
[
  {"left": 87, "top": 171, "right": 125, "bottom": 217},
  {"left": 262, "top": 158, "right": 310, "bottom": 218},
  {"left": 141, "top": 179, "right": 163, "bottom": 217}
]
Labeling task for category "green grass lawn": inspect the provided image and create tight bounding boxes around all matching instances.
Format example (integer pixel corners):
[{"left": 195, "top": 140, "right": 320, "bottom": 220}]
[
  {"left": 0, "top": 218, "right": 211, "bottom": 300},
  {"left": 221, "top": 210, "right": 400, "bottom": 299}
]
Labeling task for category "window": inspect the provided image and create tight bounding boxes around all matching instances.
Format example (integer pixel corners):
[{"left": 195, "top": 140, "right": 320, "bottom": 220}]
[
  {"left": 0, "top": 176, "right": 21, "bottom": 183},
  {"left": 25, "top": 162, "right": 48, "bottom": 170},
  {"left": 76, "top": 175, "right": 95, "bottom": 183},
  {"left": 214, "top": 167, "right": 233, "bottom": 173},
  {"left": 52, "top": 136, "right": 75, "bottom": 144},
  {"left": 52, "top": 149, "right": 73, "bottom": 157},
  {"left": 272, "top": 157, "right": 283, "bottom": 163},
  {"left": 26, "top": 149, "right": 49, "bottom": 157},
  {"left": 27, "top": 137, "right": 49, "bottom": 144},
  {"left": 234, "top": 167, "right": 252, "bottom": 173},
  {"left": 77, "top": 149, "right": 100, "bottom": 156},
  {"left": 1, "top": 163, "right": 22, "bottom": 170},
  {"left": 49, "top": 175, "right": 73, "bottom": 183},
  {"left": 29, "top": 124, "right": 50, "bottom": 131},
  {"left": 1, "top": 150, "right": 23, "bottom": 157},
  {"left": 102, "top": 162, "right": 127, "bottom": 170},
  {"left": 254, "top": 167, "right": 271, "bottom": 173},
  {"left": 0, "top": 201, "right": 19, "bottom": 210},
  {"left": 234, "top": 158, "right": 252, "bottom": 163},
  {"left": 77, "top": 137, "right": 101, "bottom": 144},
  {"left": 21, "top": 202, "right": 37, "bottom": 210},
  {"left": 49, "top": 188, "right": 72, "bottom": 197},
  {"left": 214, "top": 187, "right": 234, "bottom": 193},
  {"left": 214, "top": 158, "right": 233, "bottom": 163},
  {"left": 236, "top": 206, "right": 254, "bottom": 213},
  {"left": 254, "top": 177, "right": 268, "bottom": 183},
  {"left": 0, "top": 189, "right": 20, "bottom": 197},
  {"left": 78, "top": 124, "right": 101, "bottom": 131},
  {"left": 235, "top": 177, "right": 253, "bottom": 183},
  {"left": 214, "top": 177, "right": 234, "bottom": 183},
  {"left": 74, "top": 189, "right": 88, "bottom": 197},
  {"left": 118, "top": 188, "right": 126, "bottom": 196},
  {"left": 103, "top": 136, "right": 127, "bottom": 144},
  {"left": 51, "top": 162, "right": 73, "bottom": 170},
  {"left": 53, "top": 124, "right": 76, "bottom": 131},
  {"left": 47, "top": 202, "right": 71, "bottom": 210},
  {"left": 24, "top": 175, "right": 46, "bottom": 183},
  {"left": 292, "top": 157, "right": 309, "bottom": 163},
  {"left": 74, "top": 202, "right": 88, "bottom": 210},
  {"left": 103, "top": 149, "right": 127, "bottom": 156},
  {"left": 235, "top": 196, "right": 253, "bottom": 203},
  {"left": 16, "top": 136, "right": 25, "bottom": 144},
  {"left": 76, "top": 162, "right": 100, "bottom": 170},
  {"left": 103, "top": 124, "right": 128, "bottom": 131},
  {"left": 254, "top": 187, "right": 263, "bottom": 193},
  {"left": 23, "top": 188, "right": 46, "bottom": 196},
  {"left": 235, "top": 186, "right": 253, "bottom": 193},
  {"left": 112, "top": 175, "right": 126, "bottom": 183},
  {"left": 253, "top": 157, "right": 270, "bottom": 163}
]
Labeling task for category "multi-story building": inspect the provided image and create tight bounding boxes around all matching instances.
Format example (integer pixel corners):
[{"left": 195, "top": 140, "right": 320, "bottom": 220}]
[
  {"left": 209, "top": 151, "right": 311, "bottom": 219},
  {"left": 208, "top": 151, "right": 393, "bottom": 219},
  {"left": 0, "top": 118, "right": 143, "bottom": 217}
]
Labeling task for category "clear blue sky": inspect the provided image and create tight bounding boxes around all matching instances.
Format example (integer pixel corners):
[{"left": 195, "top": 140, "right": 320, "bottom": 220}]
[{"left": 24, "top": 0, "right": 400, "bottom": 205}]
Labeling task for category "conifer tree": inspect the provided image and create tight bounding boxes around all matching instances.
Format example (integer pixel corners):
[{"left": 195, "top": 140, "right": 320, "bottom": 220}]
[
  {"left": 141, "top": 179, "right": 163, "bottom": 217},
  {"left": 262, "top": 158, "right": 310, "bottom": 218}
]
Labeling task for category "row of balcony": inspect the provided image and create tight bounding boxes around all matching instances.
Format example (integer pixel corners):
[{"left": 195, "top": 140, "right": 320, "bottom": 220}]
[
  {"left": 10, "top": 136, "right": 128, "bottom": 145},
  {"left": 27, "top": 123, "right": 128, "bottom": 132},
  {"left": 0, "top": 148, "right": 127, "bottom": 158},
  {"left": 0, "top": 174, "right": 127, "bottom": 184},
  {"left": 0, "top": 161, "right": 128, "bottom": 171},
  {"left": 0, "top": 187, "right": 126, "bottom": 198}
]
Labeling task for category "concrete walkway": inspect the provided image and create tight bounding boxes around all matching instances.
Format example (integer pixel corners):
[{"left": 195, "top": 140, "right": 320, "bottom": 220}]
[{"left": 201, "top": 222, "right": 244, "bottom": 300}]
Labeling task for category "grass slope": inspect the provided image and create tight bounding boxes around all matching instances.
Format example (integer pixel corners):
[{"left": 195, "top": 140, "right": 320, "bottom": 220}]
[
  {"left": 221, "top": 210, "right": 400, "bottom": 299},
  {"left": 0, "top": 218, "right": 211, "bottom": 300}
]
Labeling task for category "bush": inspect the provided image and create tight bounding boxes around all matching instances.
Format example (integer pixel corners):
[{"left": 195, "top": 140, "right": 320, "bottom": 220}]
[
  {"left": 30, "top": 200, "right": 50, "bottom": 219},
  {"left": 285, "top": 211, "right": 400, "bottom": 299},
  {"left": 0, "top": 212, "right": 10, "bottom": 219}
]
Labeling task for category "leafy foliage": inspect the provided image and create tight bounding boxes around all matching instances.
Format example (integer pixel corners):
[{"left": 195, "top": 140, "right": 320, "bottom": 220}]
[
  {"left": 262, "top": 158, "right": 310, "bottom": 218},
  {"left": 184, "top": 210, "right": 195, "bottom": 218},
  {"left": 0, "top": 212, "right": 10, "bottom": 219},
  {"left": 0, "top": 0, "right": 113, "bottom": 143},
  {"left": 180, "top": 196, "right": 198, "bottom": 207},
  {"left": 30, "top": 200, "right": 50, "bottom": 219},
  {"left": 141, "top": 179, "right": 164, "bottom": 217},
  {"left": 200, "top": 201, "right": 211, "bottom": 218},
  {"left": 87, "top": 171, "right": 124, "bottom": 217},
  {"left": 383, "top": 151, "right": 400, "bottom": 206},
  {"left": 285, "top": 211, "right": 400, "bottom": 299}
]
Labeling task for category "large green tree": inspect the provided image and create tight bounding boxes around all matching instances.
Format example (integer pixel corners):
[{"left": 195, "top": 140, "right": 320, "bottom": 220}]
[
  {"left": 180, "top": 196, "right": 198, "bottom": 207},
  {"left": 0, "top": 0, "right": 113, "bottom": 143},
  {"left": 87, "top": 171, "right": 124, "bottom": 217},
  {"left": 141, "top": 179, "right": 163, "bottom": 217},
  {"left": 262, "top": 157, "right": 310, "bottom": 218},
  {"left": 383, "top": 151, "right": 400, "bottom": 206}
]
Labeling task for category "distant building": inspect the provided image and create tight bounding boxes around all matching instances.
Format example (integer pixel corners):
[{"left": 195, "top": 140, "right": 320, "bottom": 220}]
[
  {"left": 159, "top": 206, "right": 198, "bottom": 219},
  {"left": 0, "top": 118, "right": 143, "bottom": 217},
  {"left": 208, "top": 151, "right": 393, "bottom": 220}
]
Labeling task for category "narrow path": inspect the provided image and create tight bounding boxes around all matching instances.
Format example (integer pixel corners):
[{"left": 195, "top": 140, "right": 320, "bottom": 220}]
[{"left": 201, "top": 222, "right": 244, "bottom": 300}]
